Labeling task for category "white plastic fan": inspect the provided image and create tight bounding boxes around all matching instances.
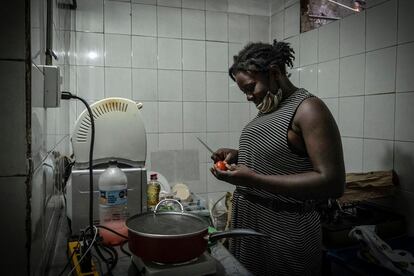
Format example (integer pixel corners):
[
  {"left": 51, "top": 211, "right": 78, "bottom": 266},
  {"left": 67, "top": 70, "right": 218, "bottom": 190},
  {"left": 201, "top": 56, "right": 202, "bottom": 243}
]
[{"left": 71, "top": 97, "right": 147, "bottom": 168}]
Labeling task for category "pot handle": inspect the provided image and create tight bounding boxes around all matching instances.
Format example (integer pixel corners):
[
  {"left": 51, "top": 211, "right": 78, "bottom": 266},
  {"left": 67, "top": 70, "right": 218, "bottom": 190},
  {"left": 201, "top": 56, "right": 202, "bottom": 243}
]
[
  {"left": 208, "top": 228, "right": 268, "bottom": 243},
  {"left": 154, "top": 199, "right": 184, "bottom": 214}
]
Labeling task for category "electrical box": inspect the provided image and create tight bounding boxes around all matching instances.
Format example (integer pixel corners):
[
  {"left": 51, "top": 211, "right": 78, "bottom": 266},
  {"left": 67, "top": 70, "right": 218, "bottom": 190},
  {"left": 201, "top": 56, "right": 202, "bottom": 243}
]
[{"left": 43, "top": 65, "right": 61, "bottom": 107}]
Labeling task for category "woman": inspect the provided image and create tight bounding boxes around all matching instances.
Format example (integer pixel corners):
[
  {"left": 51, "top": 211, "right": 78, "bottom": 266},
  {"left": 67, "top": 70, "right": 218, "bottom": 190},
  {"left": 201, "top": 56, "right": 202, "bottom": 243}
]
[{"left": 210, "top": 40, "right": 345, "bottom": 275}]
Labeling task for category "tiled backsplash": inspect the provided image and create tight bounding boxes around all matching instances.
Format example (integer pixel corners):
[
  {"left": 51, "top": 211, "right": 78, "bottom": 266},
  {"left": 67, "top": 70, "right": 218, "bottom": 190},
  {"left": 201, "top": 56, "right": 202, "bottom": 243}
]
[
  {"left": 69, "top": 0, "right": 271, "bottom": 201},
  {"left": 271, "top": 0, "right": 414, "bottom": 234}
]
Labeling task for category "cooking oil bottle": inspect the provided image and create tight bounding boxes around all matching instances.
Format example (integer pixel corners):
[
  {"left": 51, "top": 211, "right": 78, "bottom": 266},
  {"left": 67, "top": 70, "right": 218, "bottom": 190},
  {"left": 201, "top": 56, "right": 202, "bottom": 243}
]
[{"left": 147, "top": 173, "right": 161, "bottom": 211}]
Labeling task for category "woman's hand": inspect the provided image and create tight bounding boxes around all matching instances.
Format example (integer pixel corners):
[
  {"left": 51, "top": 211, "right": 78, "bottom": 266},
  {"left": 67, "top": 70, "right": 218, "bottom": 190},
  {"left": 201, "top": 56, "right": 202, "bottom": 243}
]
[
  {"left": 210, "top": 164, "right": 255, "bottom": 187},
  {"left": 211, "top": 148, "right": 238, "bottom": 164}
]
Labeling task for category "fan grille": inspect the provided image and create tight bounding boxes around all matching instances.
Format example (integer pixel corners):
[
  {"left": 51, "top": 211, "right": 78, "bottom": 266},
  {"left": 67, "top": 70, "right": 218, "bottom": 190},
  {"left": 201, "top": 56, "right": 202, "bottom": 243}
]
[{"left": 75, "top": 100, "right": 129, "bottom": 143}]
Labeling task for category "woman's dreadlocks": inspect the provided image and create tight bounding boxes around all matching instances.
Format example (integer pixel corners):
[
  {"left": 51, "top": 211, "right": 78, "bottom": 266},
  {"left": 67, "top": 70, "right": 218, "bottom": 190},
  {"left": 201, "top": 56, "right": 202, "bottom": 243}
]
[{"left": 229, "top": 40, "right": 295, "bottom": 81}]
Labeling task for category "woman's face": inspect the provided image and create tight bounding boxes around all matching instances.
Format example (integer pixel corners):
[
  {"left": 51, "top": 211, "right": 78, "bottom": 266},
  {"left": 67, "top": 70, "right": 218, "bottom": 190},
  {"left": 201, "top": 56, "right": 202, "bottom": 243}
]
[{"left": 235, "top": 71, "right": 271, "bottom": 106}]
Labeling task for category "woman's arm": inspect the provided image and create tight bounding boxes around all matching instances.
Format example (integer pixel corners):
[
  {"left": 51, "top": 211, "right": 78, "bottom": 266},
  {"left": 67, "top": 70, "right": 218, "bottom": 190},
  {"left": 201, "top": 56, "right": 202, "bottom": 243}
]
[{"left": 211, "top": 97, "right": 345, "bottom": 201}]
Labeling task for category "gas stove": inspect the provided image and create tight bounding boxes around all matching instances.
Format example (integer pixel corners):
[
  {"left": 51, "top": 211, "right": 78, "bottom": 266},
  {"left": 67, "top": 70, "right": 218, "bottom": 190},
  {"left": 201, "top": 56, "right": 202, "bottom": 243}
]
[{"left": 128, "top": 251, "right": 225, "bottom": 276}]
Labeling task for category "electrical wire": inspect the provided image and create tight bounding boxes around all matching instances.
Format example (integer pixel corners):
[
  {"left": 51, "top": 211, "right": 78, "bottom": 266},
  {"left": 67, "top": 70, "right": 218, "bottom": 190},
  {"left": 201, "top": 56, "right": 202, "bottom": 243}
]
[
  {"left": 67, "top": 226, "right": 98, "bottom": 276},
  {"left": 61, "top": 91, "right": 96, "bottom": 274},
  {"left": 120, "top": 240, "right": 132, "bottom": 257},
  {"left": 61, "top": 91, "right": 95, "bottom": 230},
  {"left": 96, "top": 225, "right": 129, "bottom": 240}
]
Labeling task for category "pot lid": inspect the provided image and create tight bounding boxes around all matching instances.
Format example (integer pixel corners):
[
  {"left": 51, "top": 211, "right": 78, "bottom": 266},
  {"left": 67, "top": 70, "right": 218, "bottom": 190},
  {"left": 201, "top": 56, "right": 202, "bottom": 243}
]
[{"left": 126, "top": 212, "right": 209, "bottom": 237}]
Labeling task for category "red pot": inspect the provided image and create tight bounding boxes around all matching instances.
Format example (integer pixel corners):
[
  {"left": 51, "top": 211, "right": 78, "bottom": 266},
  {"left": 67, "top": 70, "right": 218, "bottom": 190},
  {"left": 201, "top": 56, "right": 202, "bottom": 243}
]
[{"left": 125, "top": 199, "right": 267, "bottom": 264}]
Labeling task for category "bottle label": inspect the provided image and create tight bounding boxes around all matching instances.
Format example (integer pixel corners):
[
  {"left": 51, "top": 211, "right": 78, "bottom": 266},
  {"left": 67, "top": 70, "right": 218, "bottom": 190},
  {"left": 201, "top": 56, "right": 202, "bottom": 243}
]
[
  {"left": 147, "top": 183, "right": 160, "bottom": 207},
  {"left": 100, "top": 189, "right": 128, "bottom": 206}
]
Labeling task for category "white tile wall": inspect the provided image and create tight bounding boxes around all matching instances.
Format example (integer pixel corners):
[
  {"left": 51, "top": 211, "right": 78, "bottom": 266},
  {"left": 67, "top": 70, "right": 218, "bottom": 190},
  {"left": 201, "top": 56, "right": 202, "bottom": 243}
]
[
  {"left": 158, "top": 38, "right": 182, "bottom": 69},
  {"left": 229, "top": 14, "right": 250, "bottom": 43},
  {"left": 183, "top": 102, "right": 207, "bottom": 132},
  {"left": 77, "top": 66, "right": 105, "bottom": 100},
  {"left": 104, "top": 1, "right": 131, "bottom": 34},
  {"left": 339, "top": 53, "right": 365, "bottom": 97},
  {"left": 299, "top": 65, "right": 318, "bottom": 95},
  {"left": 159, "top": 102, "right": 183, "bottom": 132},
  {"left": 132, "top": 36, "right": 157, "bottom": 68},
  {"left": 157, "top": 0, "right": 181, "bottom": 8},
  {"left": 207, "top": 103, "right": 229, "bottom": 131},
  {"left": 340, "top": 12, "right": 365, "bottom": 57},
  {"left": 396, "top": 42, "right": 414, "bottom": 93},
  {"left": 250, "top": 16, "right": 270, "bottom": 42},
  {"left": 182, "top": 40, "right": 206, "bottom": 71},
  {"left": 206, "top": 11, "right": 228, "bottom": 42},
  {"left": 132, "top": 4, "right": 157, "bottom": 36},
  {"left": 133, "top": 0, "right": 156, "bottom": 5},
  {"left": 342, "top": 137, "right": 363, "bottom": 172},
  {"left": 300, "top": 29, "right": 318, "bottom": 66},
  {"left": 158, "top": 70, "right": 182, "bottom": 101},
  {"left": 183, "top": 71, "right": 206, "bottom": 101},
  {"left": 271, "top": 0, "right": 285, "bottom": 14},
  {"left": 398, "top": 0, "right": 414, "bottom": 44},
  {"left": 284, "top": 3, "right": 299, "bottom": 39},
  {"left": 339, "top": 96, "right": 364, "bottom": 137},
  {"left": 104, "top": 34, "right": 131, "bottom": 67},
  {"left": 206, "top": 42, "right": 228, "bottom": 72},
  {"left": 157, "top": 7, "right": 181, "bottom": 38},
  {"left": 104, "top": 67, "right": 132, "bottom": 98},
  {"left": 317, "top": 59, "right": 339, "bottom": 98},
  {"left": 206, "top": 0, "right": 228, "bottom": 12},
  {"left": 182, "top": 9, "right": 206, "bottom": 40},
  {"left": 76, "top": 32, "right": 104, "bottom": 66},
  {"left": 363, "top": 93, "right": 395, "bottom": 140},
  {"left": 365, "top": 46, "right": 396, "bottom": 95},
  {"left": 271, "top": 11, "right": 284, "bottom": 41},
  {"left": 159, "top": 133, "right": 183, "bottom": 150},
  {"left": 182, "top": 0, "right": 205, "bottom": 10},
  {"left": 76, "top": 0, "right": 104, "bottom": 33},
  {"left": 318, "top": 21, "right": 339, "bottom": 62},
  {"left": 132, "top": 69, "right": 158, "bottom": 101},
  {"left": 206, "top": 72, "right": 229, "bottom": 101},
  {"left": 363, "top": 139, "right": 394, "bottom": 172},
  {"left": 366, "top": 0, "right": 397, "bottom": 51},
  {"left": 395, "top": 92, "right": 414, "bottom": 141}
]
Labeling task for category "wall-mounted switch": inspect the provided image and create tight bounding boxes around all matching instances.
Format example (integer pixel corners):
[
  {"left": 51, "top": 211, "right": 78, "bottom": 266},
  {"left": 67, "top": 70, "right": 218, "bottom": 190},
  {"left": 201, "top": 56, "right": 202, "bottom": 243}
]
[{"left": 43, "top": 65, "right": 61, "bottom": 108}]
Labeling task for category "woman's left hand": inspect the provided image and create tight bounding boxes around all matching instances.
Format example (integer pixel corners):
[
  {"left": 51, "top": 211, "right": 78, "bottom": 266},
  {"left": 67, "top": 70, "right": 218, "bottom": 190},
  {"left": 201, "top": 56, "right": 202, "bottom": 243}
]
[{"left": 210, "top": 164, "right": 255, "bottom": 187}]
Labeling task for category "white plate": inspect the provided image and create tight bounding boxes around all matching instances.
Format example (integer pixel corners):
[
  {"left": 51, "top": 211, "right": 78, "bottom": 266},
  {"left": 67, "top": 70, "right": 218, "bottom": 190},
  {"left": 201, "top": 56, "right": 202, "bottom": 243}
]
[{"left": 147, "top": 171, "right": 171, "bottom": 194}]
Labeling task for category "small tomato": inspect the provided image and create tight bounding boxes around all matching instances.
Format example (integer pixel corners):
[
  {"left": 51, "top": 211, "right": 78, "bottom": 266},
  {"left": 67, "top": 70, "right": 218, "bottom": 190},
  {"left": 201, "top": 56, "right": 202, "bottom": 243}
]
[{"left": 215, "top": 161, "right": 228, "bottom": 171}]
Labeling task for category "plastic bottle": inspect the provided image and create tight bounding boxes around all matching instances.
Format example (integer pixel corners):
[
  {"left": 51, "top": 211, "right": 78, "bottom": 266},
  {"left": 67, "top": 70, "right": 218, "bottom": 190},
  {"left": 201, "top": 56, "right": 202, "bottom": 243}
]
[
  {"left": 98, "top": 160, "right": 128, "bottom": 245},
  {"left": 147, "top": 173, "right": 161, "bottom": 211}
]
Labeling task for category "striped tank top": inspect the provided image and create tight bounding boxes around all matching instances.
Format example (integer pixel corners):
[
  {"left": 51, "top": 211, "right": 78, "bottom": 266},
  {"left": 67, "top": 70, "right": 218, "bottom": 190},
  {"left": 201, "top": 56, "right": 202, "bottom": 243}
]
[{"left": 230, "top": 89, "right": 322, "bottom": 276}]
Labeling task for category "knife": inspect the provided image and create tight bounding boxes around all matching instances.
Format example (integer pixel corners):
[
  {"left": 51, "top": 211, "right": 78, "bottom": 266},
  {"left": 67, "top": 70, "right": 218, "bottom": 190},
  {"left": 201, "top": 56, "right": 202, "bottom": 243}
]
[{"left": 196, "top": 137, "right": 215, "bottom": 154}]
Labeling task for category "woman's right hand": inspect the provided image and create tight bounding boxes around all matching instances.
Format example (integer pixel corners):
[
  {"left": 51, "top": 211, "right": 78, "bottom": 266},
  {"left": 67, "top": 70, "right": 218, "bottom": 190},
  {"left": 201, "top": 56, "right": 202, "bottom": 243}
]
[{"left": 211, "top": 148, "right": 238, "bottom": 164}]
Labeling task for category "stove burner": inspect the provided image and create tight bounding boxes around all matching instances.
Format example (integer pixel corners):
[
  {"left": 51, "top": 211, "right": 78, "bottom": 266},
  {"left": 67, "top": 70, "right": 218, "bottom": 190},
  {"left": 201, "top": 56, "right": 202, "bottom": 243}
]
[
  {"left": 153, "top": 257, "right": 199, "bottom": 266},
  {"left": 129, "top": 252, "right": 218, "bottom": 276}
]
